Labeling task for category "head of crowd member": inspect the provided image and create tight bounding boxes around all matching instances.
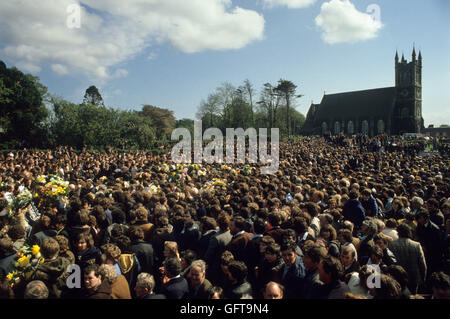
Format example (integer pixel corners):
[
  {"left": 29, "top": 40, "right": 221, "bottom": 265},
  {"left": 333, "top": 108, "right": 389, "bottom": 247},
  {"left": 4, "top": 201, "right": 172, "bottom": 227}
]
[
  {"left": 430, "top": 272, "right": 450, "bottom": 299},
  {"left": 84, "top": 264, "right": 103, "bottom": 290},
  {"left": 341, "top": 220, "right": 355, "bottom": 234},
  {"left": 264, "top": 243, "right": 282, "bottom": 264},
  {"left": 384, "top": 265, "right": 409, "bottom": 294},
  {"left": 303, "top": 244, "right": 326, "bottom": 272},
  {"left": 340, "top": 246, "right": 357, "bottom": 269},
  {"left": 230, "top": 216, "right": 246, "bottom": 236},
  {"left": 220, "top": 250, "right": 234, "bottom": 278},
  {"left": 358, "top": 264, "right": 380, "bottom": 291},
  {"left": 426, "top": 198, "right": 440, "bottom": 214},
  {"left": 101, "top": 243, "right": 121, "bottom": 265},
  {"left": 318, "top": 255, "right": 343, "bottom": 285},
  {"left": 207, "top": 286, "right": 224, "bottom": 299},
  {"left": 319, "top": 213, "right": 333, "bottom": 228},
  {"left": 373, "top": 234, "right": 389, "bottom": 250},
  {"left": 371, "top": 274, "right": 402, "bottom": 299},
  {"left": 415, "top": 209, "right": 430, "bottom": 226},
  {"left": 217, "top": 212, "right": 231, "bottom": 232},
  {"left": 24, "top": 280, "right": 49, "bottom": 299},
  {"left": 337, "top": 229, "right": 353, "bottom": 245},
  {"left": 189, "top": 259, "right": 207, "bottom": 287},
  {"left": 349, "top": 190, "right": 360, "bottom": 201},
  {"left": 410, "top": 196, "right": 424, "bottom": 210},
  {"left": 41, "top": 237, "right": 60, "bottom": 260},
  {"left": 281, "top": 241, "right": 299, "bottom": 266},
  {"left": 361, "top": 219, "right": 377, "bottom": 239},
  {"left": 163, "top": 257, "right": 183, "bottom": 280},
  {"left": 369, "top": 245, "right": 383, "bottom": 265},
  {"left": 319, "top": 224, "right": 337, "bottom": 242},
  {"left": 163, "top": 241, "right": 180, "bottom": 259},
  {"left": 259, "top": 236, "right": 276, "bottom": 255},
  {"left": 98, "top": 264, "right": 119, "bottom": 286},
  {"left": 227, "top": 260, "right": 248, "bottom": 284},
  {"left": 134, "top": 273, "right": 156, "bottom": 298},
  {"left": 0, "top": 276, "right": 14, "bottom": 299},
  {"left": 263, "top": 281, "right": 284, "bottom": 299},
  {"left": 252, "top": 218, "right": 267, "bottom": 236},
  {"left": 180, "top": 249, "right": 197, "bottom": 272},
  {"left": 281, "top": 229, "right": 297, "bottom": 245},
  {"left": 396, "top": 223, "right": 412, "bottom": 239},
  {"left": 74, "top": 232, "right": 94, "bottom": 253}
]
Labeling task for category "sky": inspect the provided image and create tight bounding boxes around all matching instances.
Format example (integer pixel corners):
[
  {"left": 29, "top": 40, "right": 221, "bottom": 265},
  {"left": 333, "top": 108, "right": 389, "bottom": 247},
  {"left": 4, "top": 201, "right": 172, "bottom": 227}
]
[{"left": 1, "top": 0, "right": 449, "bottom": 126}]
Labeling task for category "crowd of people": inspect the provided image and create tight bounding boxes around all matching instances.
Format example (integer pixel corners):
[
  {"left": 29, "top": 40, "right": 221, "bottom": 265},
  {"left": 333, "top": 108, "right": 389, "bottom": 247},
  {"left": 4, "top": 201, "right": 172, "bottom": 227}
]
[{"left": 0, "top": 135, "right": 449, "bottom": 299}]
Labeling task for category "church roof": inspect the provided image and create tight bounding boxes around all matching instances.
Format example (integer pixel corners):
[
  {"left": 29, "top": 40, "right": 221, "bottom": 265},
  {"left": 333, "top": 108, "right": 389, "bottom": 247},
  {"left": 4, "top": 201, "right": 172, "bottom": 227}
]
[{"left": 314, "top": 87, "right": 396, "bottom": 120}]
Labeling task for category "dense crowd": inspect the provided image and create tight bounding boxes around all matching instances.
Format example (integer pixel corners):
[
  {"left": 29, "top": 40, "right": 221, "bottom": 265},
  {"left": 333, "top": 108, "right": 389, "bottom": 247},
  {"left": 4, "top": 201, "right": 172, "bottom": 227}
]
[{"left": 0, "top": 135, "right": 449, "bottom": 299}]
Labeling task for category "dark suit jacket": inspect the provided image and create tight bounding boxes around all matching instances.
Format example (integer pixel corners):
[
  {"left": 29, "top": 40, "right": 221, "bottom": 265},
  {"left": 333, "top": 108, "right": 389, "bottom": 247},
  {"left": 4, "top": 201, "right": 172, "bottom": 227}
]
[
  {"left": 131, "top": 240, "right": 155, "bottom": 274},
  {"left": 188, "top": 278, "right": 212, "bottom": 299},
  {"left": 204, "top": 230, "right": 232, "bottom": 266},
  {"left": 198, "top": 230, "right": 218, "bottom": 259},
  {"left": 265, "top": 227, "right": 284, "bottom": 245},
  {"left": 227, "top": 231, "right": 254, "bottom": 263},
  {"left": 163, "top": 276, "right": 189, "bottom": 299}
]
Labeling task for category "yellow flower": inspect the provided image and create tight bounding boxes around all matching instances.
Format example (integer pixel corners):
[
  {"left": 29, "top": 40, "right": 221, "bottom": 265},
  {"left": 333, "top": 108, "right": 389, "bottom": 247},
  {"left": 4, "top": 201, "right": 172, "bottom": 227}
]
[
  {"left": 32, "top": 245, "right": 40, "bottom": 256},
  {"left": 18, "top": 255, "right": 31, "bottom": 268},
  {"left": 6, "top": 273, "right": 13, "bottom": 281},
  {"left": 25, "top": 271, "right": 34, "bottom": 280},
  {"left": 39, "top": 258, "right": 45, "bottom": 264}
]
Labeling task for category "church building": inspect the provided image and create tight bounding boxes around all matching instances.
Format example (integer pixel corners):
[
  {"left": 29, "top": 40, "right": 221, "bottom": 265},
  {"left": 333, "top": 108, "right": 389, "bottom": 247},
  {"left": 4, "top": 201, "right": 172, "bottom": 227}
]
[{"left": 301, "top": 49, "right": 424, "bottom": 137}]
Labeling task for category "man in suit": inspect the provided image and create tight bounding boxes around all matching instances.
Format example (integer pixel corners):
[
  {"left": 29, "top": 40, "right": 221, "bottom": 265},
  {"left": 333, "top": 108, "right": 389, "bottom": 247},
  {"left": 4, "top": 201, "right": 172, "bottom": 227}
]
[
  {"left": 197, "top": 216, "right": 218, "bottom": 259},
  {"left": 161, "top": 257, "right": 189, "bottom": 299},
  {"left": 129, "top": 226, "right": 155, "bottom": 275},
  {"left": 343, "top": 190, "right": 366, "bottom": 234},
  {"left": 134, "top": 273, "right": 166, "bottom": 299},
  {"left": 415, "top": 210, "right": 443, "bottom": 276},
  {"left": 388, "top": 223, "right": 427, "bottom": 294},
  {"left": 227, "top": 215, "right": 253, "bottom": 265},
  {"left": 187, "top": 259, "right": 212, "bottom": 299},
  {"left": 204, "top": 212, "right": 232, "bottom": 285},
  {"left": 301, "top": 244, "right": 326, "bottom": 299}
]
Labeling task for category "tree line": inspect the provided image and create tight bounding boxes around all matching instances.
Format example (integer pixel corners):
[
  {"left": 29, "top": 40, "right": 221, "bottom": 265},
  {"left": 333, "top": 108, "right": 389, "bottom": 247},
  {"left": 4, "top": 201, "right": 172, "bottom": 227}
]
[
  {"left": 196, "top": 79, "right": 306, "bottom": 137},
  {"left": 0, "top": 61, "right": 179, "bottom": 150}
]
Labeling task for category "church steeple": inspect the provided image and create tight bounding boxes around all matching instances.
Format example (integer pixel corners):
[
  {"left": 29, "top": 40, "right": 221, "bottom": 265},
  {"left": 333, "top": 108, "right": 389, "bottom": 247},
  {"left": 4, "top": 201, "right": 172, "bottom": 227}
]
[
  {"left": 412, "top": 46, "right": 416, "bottom": 62},
  {"left": 395, "top": 51, "right": 399, "bottom": 64},
  {"left": 418, "top": 50, "right": 422, "bottom": 65},
  {"left": 401, "top": 53, "right": 406, "bottom": 63}
]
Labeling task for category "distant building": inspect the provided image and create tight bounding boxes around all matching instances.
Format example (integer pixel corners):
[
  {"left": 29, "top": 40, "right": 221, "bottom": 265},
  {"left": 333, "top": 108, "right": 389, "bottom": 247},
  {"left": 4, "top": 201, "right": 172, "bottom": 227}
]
[
  {"left": 301, "top": 49, "right": 424, "bottom": 137},
  {"left": 422, "top": 125, "right": 450, "bottom": 138}
]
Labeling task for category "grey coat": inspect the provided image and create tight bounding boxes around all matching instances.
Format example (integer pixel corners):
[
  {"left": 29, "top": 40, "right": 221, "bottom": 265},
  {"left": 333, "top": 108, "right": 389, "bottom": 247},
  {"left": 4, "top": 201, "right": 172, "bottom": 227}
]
[{"left": 389, "top": 238, "right": 427, "bottom": 292}]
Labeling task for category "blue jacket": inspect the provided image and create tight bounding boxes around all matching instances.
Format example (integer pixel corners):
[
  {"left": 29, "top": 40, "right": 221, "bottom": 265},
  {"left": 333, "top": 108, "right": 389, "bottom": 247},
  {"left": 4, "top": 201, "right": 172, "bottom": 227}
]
[
  {"left": 281, "top": 256, "right": 306, "bottom": 299},
  {"left": 343, "top": 199, "right": 366, "bottom": 228}
]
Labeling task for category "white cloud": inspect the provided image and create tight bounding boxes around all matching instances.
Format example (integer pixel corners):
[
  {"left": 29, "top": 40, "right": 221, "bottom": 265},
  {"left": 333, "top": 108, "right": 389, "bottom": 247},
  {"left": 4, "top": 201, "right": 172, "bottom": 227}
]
[
  {"left": 261, "top": 0, "right": 316, "bottom": 9},
  {"left": 0, "top": 0, "right": 264, "bottom": 80},
  {"left": 51, "top": 64, "right": 69, "bottom": 75},
  {"left": 315, "top": 0, "right": 383, "bottom": 44}
]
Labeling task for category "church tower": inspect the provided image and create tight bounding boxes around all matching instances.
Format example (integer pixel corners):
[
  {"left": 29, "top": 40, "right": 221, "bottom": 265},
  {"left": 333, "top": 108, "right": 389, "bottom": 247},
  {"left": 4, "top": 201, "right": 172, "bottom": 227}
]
[{"left": 393, "top": 48, "right": 424, "bottom": 134}]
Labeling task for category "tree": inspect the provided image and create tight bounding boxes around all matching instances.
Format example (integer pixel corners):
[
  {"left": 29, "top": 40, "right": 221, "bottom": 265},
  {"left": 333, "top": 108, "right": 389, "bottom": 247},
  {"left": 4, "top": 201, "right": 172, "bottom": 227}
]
[
  {"left": 197, "top": 93, "right": 221, "bottom": 129},
  {"left": 275, "top": 79, "right": 299, "bottom": 136},
  {"left": 0, "top": 61, "right": 49, "bottom": 146},
  {"left": 83, "top": 85, "right": 104, "bottom": 106},
  {"left": 141, "top": 105, "right": 176, "bottom": 139},
  {"left": 176, "top": 118, "right": 195, "bottom": 137},
  {"left": 238, "top": 79, "right": 255, "bottom": 126},
  {"left": 257, "top": 83, "right": 282, "bottom": 129}
]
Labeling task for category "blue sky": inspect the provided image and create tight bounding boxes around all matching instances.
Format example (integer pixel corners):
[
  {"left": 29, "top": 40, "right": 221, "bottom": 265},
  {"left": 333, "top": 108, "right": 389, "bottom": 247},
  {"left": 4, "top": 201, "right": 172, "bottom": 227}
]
[{"left": 1, "top": 0, "right": 449, "bottom": 126}]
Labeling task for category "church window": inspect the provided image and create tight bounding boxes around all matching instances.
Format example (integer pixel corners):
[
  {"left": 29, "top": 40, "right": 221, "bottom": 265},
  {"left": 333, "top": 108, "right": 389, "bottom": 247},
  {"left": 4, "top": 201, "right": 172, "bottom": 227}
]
[
  {"left": 321, "top": 122, "right": 328, "bottom": 134},
  {"left": 347, "top": 121, "right": 354, "bottom": 134},
  {"left": 334, "top": 121, "right": 340, "bottom": 135},
  {"left": 361, "top": 120, "right": 369, "bottom": 135},
  {"left": 377, "top": 120, "right": 385, "bottom": 134}
]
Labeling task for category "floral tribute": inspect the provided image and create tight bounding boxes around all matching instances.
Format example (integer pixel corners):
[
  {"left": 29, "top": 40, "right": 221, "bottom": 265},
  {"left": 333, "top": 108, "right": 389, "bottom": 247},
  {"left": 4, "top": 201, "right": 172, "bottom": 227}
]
[{"left": 7, "top": 244, "right": 44, "bottom": 287}]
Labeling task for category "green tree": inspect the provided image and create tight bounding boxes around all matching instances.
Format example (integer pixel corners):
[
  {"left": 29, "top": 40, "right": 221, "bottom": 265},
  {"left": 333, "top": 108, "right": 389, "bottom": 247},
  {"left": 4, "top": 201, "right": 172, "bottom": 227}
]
[
  {"left": 176, "top": 118, "right": 195, "bottom": 137},
  {"left": 83, "top": 85, "right": 104, "bottom": 106},
  {"left": 275, "top": 79, "right": 299, "bottom": 136},
  {"left": 0, "top": 61, "right": 49, "bottom": 147},
  {"left": 141, "top": 105, "right": 176, "bottom": 139}
]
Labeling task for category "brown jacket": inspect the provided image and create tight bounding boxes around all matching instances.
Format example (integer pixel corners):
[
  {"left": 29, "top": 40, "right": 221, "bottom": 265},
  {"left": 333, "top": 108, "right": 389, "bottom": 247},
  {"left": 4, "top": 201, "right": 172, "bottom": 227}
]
[
  {"left": 135, "top": 222, "right": 155, "bottom": 242},
  {"left": 111, "top": 275, "right": 132, "bottom": 299},
  {"left": 227, "top": 231, "right": 254, "bottom": 263},
  {"left": 85, "top": 280, "right": 112, "bottom": 299}
]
